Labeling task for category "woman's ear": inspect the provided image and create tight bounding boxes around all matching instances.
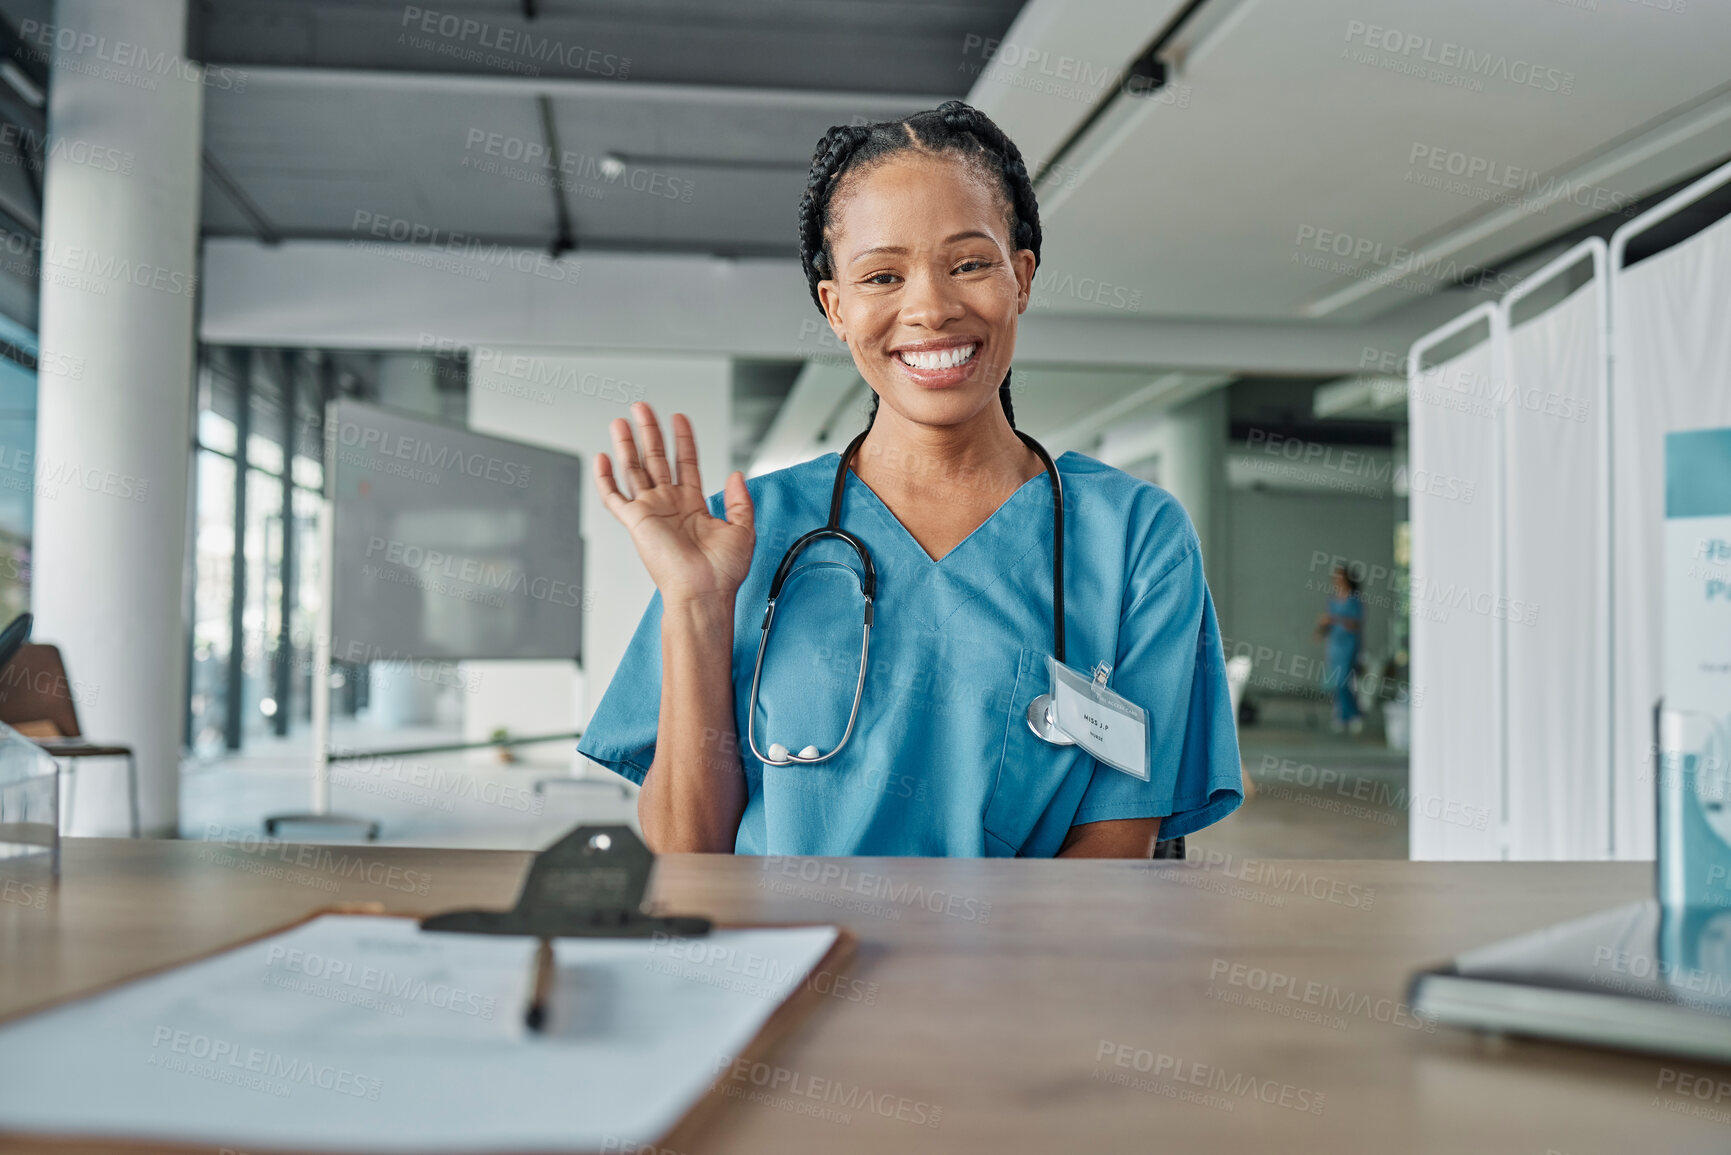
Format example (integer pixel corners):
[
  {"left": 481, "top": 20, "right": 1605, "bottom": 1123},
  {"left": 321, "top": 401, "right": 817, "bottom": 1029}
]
[
  {"left": 1012, "top": 248, "right": 1037, "bottom": 314},
  {"left": 816, "top": 279, "right": 848, "bottom": 343}
]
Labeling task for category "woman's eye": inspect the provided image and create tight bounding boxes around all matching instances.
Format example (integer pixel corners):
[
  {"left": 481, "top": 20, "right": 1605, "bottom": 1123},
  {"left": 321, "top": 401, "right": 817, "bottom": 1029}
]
[
  {"left": 954, "top": 260, "right": 990, "bottom": 274},
  {"left": 864, "top": 272, "right": 899, "bottom": 285}
]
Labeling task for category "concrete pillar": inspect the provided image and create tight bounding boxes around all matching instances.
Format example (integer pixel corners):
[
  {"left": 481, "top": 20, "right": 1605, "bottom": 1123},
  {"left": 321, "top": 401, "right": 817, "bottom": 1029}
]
[
  {"left": 1098, "top": 389, "right": 1229, "bottom": 581},
  {"left": 31, "top": 0, "right": 203, "bottom": 835},
  {"left": 1151, "top": 389, "right": 1227, "bottom": 576}
]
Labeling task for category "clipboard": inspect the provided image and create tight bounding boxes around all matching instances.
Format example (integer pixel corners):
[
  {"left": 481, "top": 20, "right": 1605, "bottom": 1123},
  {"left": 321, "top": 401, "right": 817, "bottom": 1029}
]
[{"left": 0, "top": 828, "right": 857, "bottom": 1155}]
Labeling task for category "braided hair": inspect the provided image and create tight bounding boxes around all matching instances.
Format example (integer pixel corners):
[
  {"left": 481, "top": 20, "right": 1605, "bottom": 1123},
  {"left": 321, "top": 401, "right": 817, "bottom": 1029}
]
[{"left": 796, "top": 100, "right": 1041, "bottom": 429}]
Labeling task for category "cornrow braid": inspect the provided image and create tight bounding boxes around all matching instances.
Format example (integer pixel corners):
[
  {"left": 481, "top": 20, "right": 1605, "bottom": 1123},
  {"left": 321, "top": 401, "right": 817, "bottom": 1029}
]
[{"left": 795, "top": 99, "right": 1042, "bottom": 430}]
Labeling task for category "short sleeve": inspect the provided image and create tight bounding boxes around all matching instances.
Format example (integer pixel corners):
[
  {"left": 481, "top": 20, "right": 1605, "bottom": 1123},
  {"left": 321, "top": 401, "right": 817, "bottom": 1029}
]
[
  {"left": 1071, "top": 539, "right": 1244, "bottom": 839},
  {"left": 574, "top": 589, "right": 665, "bottom": 787}
]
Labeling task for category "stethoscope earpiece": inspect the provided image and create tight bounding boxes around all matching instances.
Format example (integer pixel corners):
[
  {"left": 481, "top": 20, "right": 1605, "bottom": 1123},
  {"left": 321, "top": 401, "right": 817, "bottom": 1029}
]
[{"left": 764, "top": 742, "right": 826, "bottom": 765}]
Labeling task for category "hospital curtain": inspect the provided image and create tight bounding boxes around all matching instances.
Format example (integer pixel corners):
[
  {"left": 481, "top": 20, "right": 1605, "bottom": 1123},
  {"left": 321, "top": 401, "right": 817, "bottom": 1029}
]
[
  {"left": 1408, "top": 325, "right": 1504, "bottom": 860},
  {"left": 1503, "top": 262, "right": 1609, "bottom": 860}
]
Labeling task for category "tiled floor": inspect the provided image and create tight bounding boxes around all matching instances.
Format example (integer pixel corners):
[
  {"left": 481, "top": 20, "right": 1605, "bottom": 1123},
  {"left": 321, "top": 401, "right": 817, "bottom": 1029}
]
[
  {"left": 180, "top": 721, "right": 636, "bottom": 851},
  {"left": 1190, "top": 726, "right": 1409, "bottom": 861},
  {"left": 182, "top": 711, "right": 1410, "bottom": 858}
]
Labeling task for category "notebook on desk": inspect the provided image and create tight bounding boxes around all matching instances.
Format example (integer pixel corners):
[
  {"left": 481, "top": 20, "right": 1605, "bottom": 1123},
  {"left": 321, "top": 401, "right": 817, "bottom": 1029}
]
[
  {"left": 0, "top": 911, "right": 851, "bottom": 1154},
  {"left": 1408, "top": 899, "right": 1731, "bottom": 1062}
]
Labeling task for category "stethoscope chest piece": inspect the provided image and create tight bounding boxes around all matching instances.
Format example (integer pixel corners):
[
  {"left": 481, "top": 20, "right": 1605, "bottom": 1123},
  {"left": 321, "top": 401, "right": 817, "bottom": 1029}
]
[{"left": 1026, "top": 693, "right": 1077, "bottom": 746}]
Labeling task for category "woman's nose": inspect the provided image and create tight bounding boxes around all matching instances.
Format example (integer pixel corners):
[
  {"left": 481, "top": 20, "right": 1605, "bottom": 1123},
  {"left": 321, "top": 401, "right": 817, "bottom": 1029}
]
[{"left": 898, "top": 268, "right": 966, "bottom": 329}]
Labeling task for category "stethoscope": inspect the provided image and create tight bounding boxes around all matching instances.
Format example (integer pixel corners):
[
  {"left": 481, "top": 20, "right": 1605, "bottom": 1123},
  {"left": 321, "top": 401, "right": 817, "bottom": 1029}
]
[{"left": 745, "top": 425, "right": 1075, "bottom": 767}]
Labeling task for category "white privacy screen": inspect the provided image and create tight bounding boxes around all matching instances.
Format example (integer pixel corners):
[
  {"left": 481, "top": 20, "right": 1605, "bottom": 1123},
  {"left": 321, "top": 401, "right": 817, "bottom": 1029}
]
[
  {"left": 1504, "top": 267, "right": 1608, "bottom": 860},
  {"left": 1408, "top": 326, "right": 1503, "bottom": 860}
]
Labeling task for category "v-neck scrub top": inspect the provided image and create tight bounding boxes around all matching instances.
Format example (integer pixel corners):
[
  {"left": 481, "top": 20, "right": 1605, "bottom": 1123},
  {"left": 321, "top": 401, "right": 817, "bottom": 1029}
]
[{"left": 577, "top": 450, "right": 1244, "bottom": 857}]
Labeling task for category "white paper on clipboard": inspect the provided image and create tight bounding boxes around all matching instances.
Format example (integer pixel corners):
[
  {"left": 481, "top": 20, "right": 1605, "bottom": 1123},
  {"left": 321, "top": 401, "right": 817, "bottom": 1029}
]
[{"left": 0, "top": 914, "right": 841, "bottom": 1154}]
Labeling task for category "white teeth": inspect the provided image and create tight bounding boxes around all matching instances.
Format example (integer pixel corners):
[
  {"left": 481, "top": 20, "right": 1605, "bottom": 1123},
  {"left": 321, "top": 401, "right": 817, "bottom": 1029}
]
[{"left": 898, "top": 344, "right": 977, "bottom": 371}]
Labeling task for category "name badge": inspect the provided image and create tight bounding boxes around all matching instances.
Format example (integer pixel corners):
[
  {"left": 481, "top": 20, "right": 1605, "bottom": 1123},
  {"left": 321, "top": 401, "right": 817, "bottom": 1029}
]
[{"left": 1046, "top": 656, "right": 1149, "bottom": 780}]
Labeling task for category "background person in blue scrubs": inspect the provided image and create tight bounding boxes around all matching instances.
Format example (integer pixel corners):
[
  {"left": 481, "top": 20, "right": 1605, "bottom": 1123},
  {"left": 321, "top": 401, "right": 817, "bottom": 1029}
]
[
  {"left": 1315, "top": 564, "right": 1365, "bottom": 735},
  {"left": 578, "top": 102, "right": 1243, "bottom": 857}
]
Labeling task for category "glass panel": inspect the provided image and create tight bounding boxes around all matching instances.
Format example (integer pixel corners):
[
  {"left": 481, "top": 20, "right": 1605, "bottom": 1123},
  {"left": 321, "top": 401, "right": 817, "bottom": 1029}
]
[
  {"left": 289, "top": 486, "right": 323, "bottom": 727},
  {"left": 0, "top": 350, "right": 35, "bottom": 623},
  {"left": 242, "top": 470, "right": 284, "bottom": 738},
  {"left": 291, "top": 455, "right": 323, "bottom": 491},
  {"left": 291, "top": 353, "right": 325, "bottom": 467},
  {"left": 198, "top": 409, "right": 236, "bottom": 456},
  {"left": 190, "top": 450, "right": 235, "bottom": 757},
  {"left": 247, "top": 433, "right": 283, "bottom": 476},
  {"left": 199, "top": 349, "right": 245, "bottom": 453},
  {"left": 0, "top": 723, "right": 58, "bottom": 876},
  {"left": 249, "top": 350, "right": 286, "bottom": 477}
]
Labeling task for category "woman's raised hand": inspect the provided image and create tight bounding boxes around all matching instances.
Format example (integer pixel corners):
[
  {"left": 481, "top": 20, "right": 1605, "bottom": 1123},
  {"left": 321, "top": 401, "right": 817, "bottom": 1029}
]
[{"left": 595, "top": 403, "right": 756, "bottom": 606}]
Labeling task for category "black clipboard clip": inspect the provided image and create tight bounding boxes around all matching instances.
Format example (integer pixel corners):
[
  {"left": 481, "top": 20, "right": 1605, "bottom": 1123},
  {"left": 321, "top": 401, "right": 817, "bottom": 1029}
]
[
  {"left": 421, "top": 825, "right": 711, "bottom": 1032},
  {"left": 419, "top": 824, "right": 712, "bottom": 939}
]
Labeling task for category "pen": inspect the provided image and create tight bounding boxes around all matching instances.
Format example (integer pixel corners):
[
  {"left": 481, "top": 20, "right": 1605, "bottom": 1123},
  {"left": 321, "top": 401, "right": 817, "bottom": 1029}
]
[{"left": 525, "top": 936, "right": 554, "bottom": 1032}]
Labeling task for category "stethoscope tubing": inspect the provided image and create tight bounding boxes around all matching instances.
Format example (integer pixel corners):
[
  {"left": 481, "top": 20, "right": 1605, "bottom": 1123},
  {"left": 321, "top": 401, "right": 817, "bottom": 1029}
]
[
  {"left": 747, "top": 422, "right": 1068, "bottom": 766},
  {"left": 746, "top": 602, "right": 872, "bottom": 766}
]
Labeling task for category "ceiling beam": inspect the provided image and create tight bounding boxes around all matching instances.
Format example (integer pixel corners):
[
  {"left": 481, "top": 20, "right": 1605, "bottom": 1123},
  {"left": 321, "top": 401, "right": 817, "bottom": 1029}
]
[
  {"left": 198, "top": 227, "right": 797, "bottom": 260},
  {"left": 1040, "top": 372, "right": 1230, "bottom": 457},
  {"left": 535, "top": 94, "right": 576, "bottom": 258},
  {"left": 217, "top": 65, "right": 949, "bottom": 116},
  {"left": 202, "top": 152, "right": 281, "bottom": 246},
  {"left": 747, "top": 360, "right": 864, "bottom": 477},
  {"left": 1312, "top": 375, "right": 1407, "bottom": 421},
  {"left": 199, "top": 239, "right": 1457, "bottom": 376},
  {"left": 1304, "top": 83, "right": 1731, "bottom": 318}
]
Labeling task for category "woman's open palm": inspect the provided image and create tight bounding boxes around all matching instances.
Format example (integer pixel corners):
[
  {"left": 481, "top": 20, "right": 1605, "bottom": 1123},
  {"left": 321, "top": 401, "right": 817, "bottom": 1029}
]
[{"left": 595, "top": 403, "right": 756, "bottom": 605}]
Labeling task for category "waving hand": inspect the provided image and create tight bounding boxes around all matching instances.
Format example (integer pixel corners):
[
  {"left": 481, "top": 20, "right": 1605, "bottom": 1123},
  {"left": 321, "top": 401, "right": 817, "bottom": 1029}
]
[{"left": 594, "top": 402, "right": 756, "bottom": 606}]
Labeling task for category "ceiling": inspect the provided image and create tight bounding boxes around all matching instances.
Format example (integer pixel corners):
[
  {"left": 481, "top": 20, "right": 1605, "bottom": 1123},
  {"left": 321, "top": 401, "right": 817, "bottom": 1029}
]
[
  {"left": 187, "top": 0, "right": 1731, "bottom": 320},
  {"left": 192, "top": 0, "right": 1021, "bottom": 92},
  {"left": 194, "top": 0, "right": 1023, "bottom": 255},
  {"left": 34, "top": 0, "right": 1726, "bottom": 465},
  {"left": 1007, "top": 0, "right": 1731, "bottom": 323}
]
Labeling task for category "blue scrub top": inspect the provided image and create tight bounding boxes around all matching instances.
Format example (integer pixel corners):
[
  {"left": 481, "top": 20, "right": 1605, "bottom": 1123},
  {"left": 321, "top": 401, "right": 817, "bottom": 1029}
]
[
  {"left": 577, "top": 450, "right": 1244, "bottom": 857},
  {"left": 1326, "top": 592, "right": 1364, "bottom": 656}
]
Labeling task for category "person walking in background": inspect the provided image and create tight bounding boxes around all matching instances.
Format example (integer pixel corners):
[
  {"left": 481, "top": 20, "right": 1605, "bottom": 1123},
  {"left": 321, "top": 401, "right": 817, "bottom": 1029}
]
[{"left": 1315, "top": 564, "right": 1364, "bottom": 735}]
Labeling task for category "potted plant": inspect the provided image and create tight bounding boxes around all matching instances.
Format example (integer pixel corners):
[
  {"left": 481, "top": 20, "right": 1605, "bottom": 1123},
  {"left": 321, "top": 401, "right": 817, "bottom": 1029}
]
[{"left": 490, "top": 726, "right": 516, "bottom": 764}]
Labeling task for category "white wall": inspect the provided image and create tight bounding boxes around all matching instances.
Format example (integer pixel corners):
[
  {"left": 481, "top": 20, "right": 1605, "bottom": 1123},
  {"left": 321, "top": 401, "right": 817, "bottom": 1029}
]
[{"left": 463, "top": 351, "right": 731, "bottom": 772}]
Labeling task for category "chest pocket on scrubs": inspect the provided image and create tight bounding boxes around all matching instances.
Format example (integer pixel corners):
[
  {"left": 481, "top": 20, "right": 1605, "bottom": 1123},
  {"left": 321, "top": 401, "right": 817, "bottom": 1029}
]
[{"left": 983, "top": 645, "right": 1086, "bottom": 855}]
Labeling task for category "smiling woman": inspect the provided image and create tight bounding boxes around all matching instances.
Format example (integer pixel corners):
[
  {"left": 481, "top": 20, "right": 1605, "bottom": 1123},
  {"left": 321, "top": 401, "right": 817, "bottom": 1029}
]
[{"left": 576, "top": 100, "right": 1244, "bottom": 858}]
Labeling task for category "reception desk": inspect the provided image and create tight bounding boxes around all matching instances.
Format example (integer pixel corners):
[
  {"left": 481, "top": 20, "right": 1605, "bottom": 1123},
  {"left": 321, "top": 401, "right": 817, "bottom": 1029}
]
[{"left": 0, "top": 839, "right": 1716, "bottom": 1154}]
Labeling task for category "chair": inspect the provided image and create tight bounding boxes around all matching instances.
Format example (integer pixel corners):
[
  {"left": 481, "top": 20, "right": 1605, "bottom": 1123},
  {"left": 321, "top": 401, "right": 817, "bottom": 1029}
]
[{"left": 0, "top": 643, "right": 138, "bottom": 837}]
